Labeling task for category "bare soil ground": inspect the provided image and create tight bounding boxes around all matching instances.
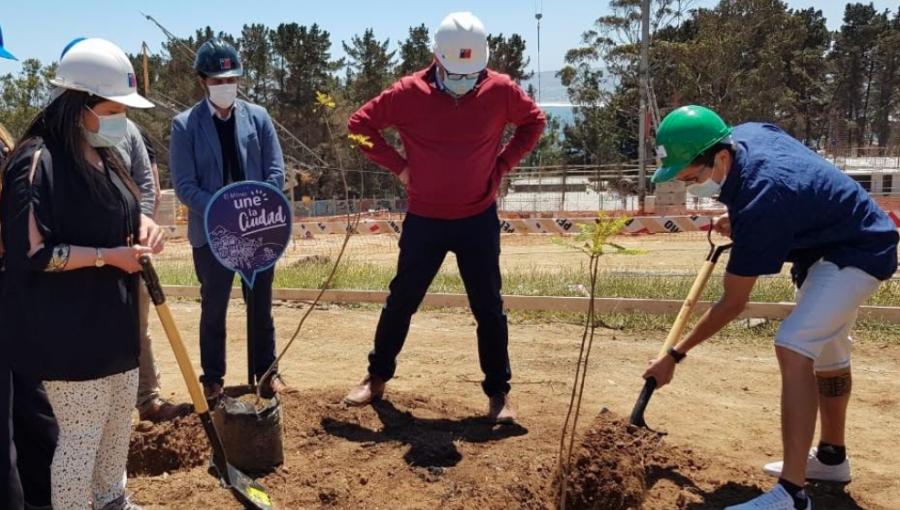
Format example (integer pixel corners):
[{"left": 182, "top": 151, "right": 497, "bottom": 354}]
[{"left": 127, "top": 302, "right": 899, "bottom": 509}]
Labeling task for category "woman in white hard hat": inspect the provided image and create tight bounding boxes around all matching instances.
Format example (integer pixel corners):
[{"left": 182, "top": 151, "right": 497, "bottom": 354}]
[{"left": 0, "top": 38, "right": 163, "bottom": 510}]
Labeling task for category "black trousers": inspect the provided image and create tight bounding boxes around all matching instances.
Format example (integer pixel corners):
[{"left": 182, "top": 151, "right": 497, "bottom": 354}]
[
  {"left": 367, "top": 204, "right": 512, "bottom": 397},
  {"left": 2, "top": 370, "right": 57, "bottom": 510},
  {"left": 192, "top": 243, "right": 277, "bottom": 385}
]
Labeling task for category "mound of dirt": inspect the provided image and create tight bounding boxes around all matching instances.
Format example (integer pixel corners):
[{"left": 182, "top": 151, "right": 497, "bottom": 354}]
[
  {"left": 558, "top": 411, "right": 864, "bottom": 510},
  {"left": 128, "top": 414, "right": 209, "bottom": 476},
  {"left": 127, "top": 389, "right": 875, "bottom": 510},
  {"left": 561, "top": 411, "right": 662, "bottom": 510}
]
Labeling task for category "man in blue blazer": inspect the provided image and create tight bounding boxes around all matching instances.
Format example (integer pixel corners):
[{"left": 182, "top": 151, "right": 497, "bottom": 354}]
[{"left": 170, "top": 38, "right": 294, "bottom": 400}]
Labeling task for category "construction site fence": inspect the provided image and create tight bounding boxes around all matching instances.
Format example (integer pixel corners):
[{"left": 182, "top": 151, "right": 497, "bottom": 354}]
[
  {"left": 159, "top": 159, "right": 900, "bottom": 231},
  {"left": 164, "top": 196, "right": 900, "bottom": 230}
]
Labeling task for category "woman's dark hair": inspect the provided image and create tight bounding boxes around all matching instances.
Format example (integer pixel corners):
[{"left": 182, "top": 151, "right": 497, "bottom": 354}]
[
  {"left": 691, "top": 142, "right": 734, "bottom": 168},
  {"left": 10, "top": 89, "right": 140, "bottom": 201}
]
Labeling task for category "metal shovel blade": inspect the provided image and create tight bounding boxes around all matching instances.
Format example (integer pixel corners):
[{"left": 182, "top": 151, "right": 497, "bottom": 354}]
[{"left": 629, "top": 377, "right": 658, "bottom": 429}]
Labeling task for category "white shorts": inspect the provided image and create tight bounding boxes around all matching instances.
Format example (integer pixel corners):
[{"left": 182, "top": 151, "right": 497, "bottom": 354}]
[{"left": 775, "top": 260, "right": 881, "bottom": 371}]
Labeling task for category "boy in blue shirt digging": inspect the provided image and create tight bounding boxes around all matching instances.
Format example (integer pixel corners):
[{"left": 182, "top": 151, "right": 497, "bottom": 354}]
[{"left": 643, "top": 105, "right": 898, "bottom": 510}]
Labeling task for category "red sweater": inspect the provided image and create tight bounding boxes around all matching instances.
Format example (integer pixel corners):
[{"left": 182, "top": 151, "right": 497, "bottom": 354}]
[{"left": 348, "top": 66, "right": 546, "bottom": 219}]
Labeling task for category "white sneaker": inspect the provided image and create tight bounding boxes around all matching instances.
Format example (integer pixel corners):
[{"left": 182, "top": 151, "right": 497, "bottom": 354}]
[
  {"left": 724, "top": 485, "right": 811, "bottom": 510},
  {"left": 763, "top": 447, "right": 851, "bottom": 482}
]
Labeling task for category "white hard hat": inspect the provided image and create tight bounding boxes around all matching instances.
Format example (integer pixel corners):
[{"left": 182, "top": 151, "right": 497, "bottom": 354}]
[
  {"left": 433, "top": 12, "right": 489, "bottom": 75},
  {"left": 50, "top": 38, "right": 153, "bottom": 109}
]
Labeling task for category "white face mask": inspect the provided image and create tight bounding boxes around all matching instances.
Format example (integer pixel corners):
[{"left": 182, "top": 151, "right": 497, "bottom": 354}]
[
  {"left": 444, "top": 76, "right": 478, "bottom": 96},
  {"left": 208, "top": 83, "right": 238, "bottom": 110},
  {"left": 687, "top": 170, "right": 726, "bottom": 198},
  {"left": 84, "top": 107, "right": 127, "bottom": 148}
]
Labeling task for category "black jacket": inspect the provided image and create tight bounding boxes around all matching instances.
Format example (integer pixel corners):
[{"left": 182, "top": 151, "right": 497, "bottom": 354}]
[{"left": 0, "top": 137, "right": 141, "bottom": 381}]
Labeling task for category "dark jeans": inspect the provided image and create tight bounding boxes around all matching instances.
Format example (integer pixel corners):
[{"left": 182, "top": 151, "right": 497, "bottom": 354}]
[
  {"left": 193, "top": 243, "right": 277, "bottom": 385},
  {"left": 2, "top": 370, "right": 57, "bottom": 510},
  {"left": 368, "top": 203, "right": 511, "bottom": 397}
]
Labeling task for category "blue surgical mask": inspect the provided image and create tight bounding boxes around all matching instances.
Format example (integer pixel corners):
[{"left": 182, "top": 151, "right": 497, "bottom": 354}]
[
  {"left": 687, "top": 171, "right": 726, "bottom": 198},
  {"left": 444, "top": 76, "right": 478, "bottom": 96},
  {"left": 84, "top": 107, "right": 127, "bottom": 148}
]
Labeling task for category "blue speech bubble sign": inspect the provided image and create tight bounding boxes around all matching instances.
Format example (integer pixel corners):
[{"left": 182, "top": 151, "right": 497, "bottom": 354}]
[{"left": 204, "top": 182, "right": 292, "bottom": 288}]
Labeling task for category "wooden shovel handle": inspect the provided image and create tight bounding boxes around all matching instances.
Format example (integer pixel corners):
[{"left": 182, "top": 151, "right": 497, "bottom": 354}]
[
  {"left": 657, "top": 260, "right": 716, "bottom": 356},
  {"left": 139, "top": 255, "right": 209, "bottom": 414}
]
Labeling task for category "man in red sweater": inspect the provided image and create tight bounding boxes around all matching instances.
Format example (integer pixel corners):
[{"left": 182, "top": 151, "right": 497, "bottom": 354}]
[{"left": 343, "top": 12, "right": 546, "bottom": 424}]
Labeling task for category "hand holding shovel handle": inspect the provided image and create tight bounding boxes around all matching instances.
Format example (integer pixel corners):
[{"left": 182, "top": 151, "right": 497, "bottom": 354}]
[{"left": 629, "top": 226, "right": 732, "bottom": 429}]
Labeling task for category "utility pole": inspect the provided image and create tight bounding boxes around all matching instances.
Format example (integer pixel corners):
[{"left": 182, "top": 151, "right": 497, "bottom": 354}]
[
  {"left": 638, "top": 0, "right": 650, "bottom": 212},
  {"left": 535, "top": 1, "right": 543, "bottom": 104}
]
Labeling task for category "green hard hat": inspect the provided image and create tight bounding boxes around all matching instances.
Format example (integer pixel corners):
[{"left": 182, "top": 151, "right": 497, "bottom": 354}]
[{"left": 651, "top": 105, "right": 732, "bottom": 184}]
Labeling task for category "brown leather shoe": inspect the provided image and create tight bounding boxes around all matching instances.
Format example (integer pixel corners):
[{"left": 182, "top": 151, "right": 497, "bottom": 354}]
[
  {"left": 488, "top": 394, "right": 517, "bottom": 424},
  {"left": 267, "top": 374, "right": 298, "bottom": 395},
  {"left": 203, "top": 381, "right": 224, "bottom": 402},
  {"left": 138, "top": 398, "right": 193, "bottom": 423},
  {"left": 343, "top": 375, "right": 385, "bottom": 407}
]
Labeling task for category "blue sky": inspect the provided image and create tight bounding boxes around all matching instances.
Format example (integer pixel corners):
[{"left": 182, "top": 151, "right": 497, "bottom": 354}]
[{"left": 0, "top": 0, "right": 894, "bottom": 75}]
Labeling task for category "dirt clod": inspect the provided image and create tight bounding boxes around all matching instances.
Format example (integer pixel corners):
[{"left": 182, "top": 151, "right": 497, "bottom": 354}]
[{"left": 128, "top": 414, "right": 208, "bottom": 476}]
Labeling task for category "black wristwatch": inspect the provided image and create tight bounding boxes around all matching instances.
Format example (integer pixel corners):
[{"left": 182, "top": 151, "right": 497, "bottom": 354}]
[{"left": 667, "top": 346, "right": 687, "bottom": 364}]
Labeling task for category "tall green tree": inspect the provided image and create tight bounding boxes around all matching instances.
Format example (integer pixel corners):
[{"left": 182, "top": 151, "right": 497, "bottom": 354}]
[
  {"left": 829, "top": 3, "right": 890, "bottom": 147},
  {"left": 265, "top": 23, "right": 343, "bottom": 196},
  {"left": 780, "top": 8, "right": 831, "bottom": 145},
  {"left": 269, "top": 24, "right": 342, "bottom": 128},
  {"left": 343, "top": 28, "right": 396, "bottom": 105},
  {"left": 583, "top": 0, "right": 694, "bottom": 88},
  {"left": 487, "top": 33, "right": 533, "bottom": 83},
  {"left": 665, "top": 0, "right": 803, "bottom": 123},
  {"left": 398, "top": 24, "right": 432, "bottom": 76},
  {"left": 240, "top": 23, "right": 273, "bottom": 106},
  {"left": 869, "top": 10, "right": 900, "bottom": 151},
  {"left": 0, "top": 59, "right": 56, "bottom": 136},
  {"left": 558, "top": 0, "right": 695, "bottom": 164}
]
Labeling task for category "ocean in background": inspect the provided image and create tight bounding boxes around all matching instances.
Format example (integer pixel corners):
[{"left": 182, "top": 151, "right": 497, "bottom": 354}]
[{"left": 538, "top": 103, "right": 576, "bottom": 126}]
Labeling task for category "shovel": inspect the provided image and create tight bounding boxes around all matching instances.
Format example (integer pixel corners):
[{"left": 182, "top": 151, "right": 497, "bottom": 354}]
[
  {"left": 629, "top": 224, "right": 732, "bottom": 429},
  {"left": 139, "top": 255, "right": 278, "bottom": 510}
]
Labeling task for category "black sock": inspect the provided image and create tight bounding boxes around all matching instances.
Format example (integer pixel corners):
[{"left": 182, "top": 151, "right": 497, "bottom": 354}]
[
  {"left": 817, "top": 441, "right": 847, "bottom": 465},
  {"left": 778, "top": 478, "right": 809, "bottom": 509}
]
